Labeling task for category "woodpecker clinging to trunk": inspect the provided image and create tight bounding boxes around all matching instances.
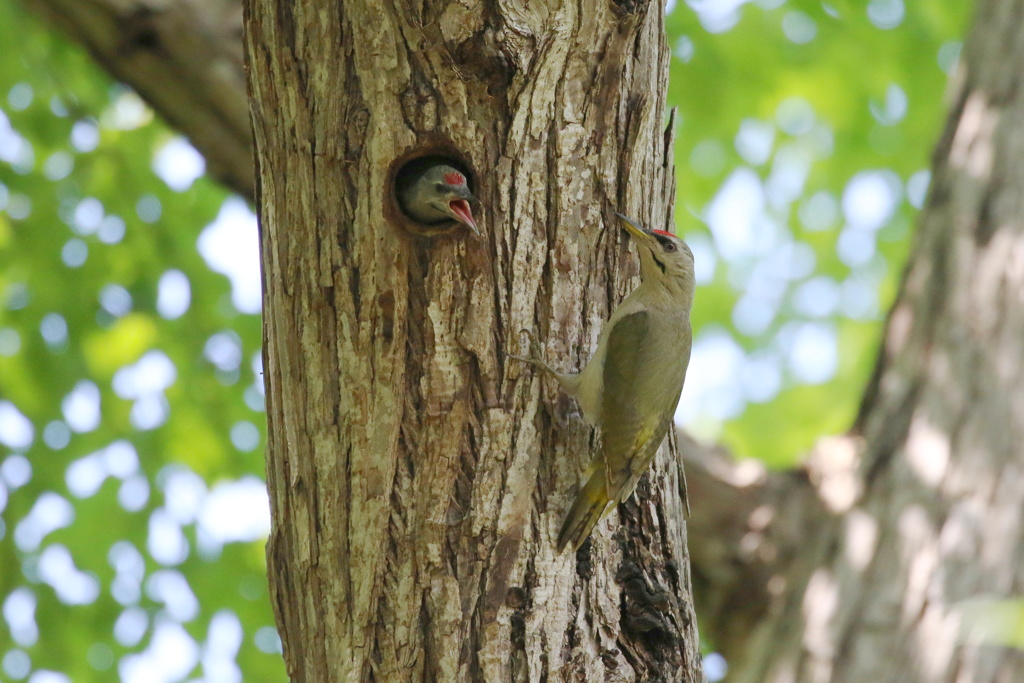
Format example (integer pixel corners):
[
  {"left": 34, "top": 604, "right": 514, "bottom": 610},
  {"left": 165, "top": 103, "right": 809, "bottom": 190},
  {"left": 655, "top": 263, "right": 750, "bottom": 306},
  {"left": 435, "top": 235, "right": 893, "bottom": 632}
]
[
  {"left": 395, "top": 160, "right": 480, "bottom": 236},
  {"left": 512, "top": 213, "right": 695, "bottom": 552}
]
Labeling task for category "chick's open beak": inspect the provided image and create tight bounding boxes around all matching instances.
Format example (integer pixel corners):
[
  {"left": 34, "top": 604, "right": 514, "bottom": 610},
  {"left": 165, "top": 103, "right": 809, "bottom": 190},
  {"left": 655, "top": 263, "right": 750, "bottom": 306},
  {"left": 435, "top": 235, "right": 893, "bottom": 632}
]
[{"left": 449, "top": 198, "right": 480, "bottom": 235}]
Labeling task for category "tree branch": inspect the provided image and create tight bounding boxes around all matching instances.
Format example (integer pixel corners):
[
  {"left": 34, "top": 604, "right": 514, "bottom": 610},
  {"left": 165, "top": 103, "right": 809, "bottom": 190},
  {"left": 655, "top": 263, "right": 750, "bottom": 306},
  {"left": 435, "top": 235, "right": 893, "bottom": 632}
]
[
  {"left": 679, "top": 430, "right": 863, "bottom": 662},
  {"left": 18, "top": 0, "right": 253, "bottom": 200}
]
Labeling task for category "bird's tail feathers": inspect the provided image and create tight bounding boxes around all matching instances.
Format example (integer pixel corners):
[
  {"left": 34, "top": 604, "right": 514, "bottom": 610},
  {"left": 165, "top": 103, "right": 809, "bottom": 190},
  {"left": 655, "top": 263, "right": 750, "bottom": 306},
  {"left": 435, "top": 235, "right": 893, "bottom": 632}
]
[{"left": 556, "top": 467, "right": 613, "bottom": 553}]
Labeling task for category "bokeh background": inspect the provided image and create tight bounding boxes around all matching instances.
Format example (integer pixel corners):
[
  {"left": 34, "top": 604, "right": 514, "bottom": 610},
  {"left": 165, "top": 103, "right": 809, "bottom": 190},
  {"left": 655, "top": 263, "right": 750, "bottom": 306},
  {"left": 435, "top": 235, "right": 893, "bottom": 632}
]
[{"left": 0, "top": 0, "right": 969, "bottom": 680}]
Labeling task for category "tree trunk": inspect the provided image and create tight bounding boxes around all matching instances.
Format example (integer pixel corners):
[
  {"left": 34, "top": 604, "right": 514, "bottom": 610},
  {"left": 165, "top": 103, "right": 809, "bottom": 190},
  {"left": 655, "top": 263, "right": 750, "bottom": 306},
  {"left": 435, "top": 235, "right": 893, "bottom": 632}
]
[
  {"left": 243, "top": 1, "right": 703, "bottom": 681},
  {"left": 688, "top": 1, "right": 1024, "bottom": 680}
]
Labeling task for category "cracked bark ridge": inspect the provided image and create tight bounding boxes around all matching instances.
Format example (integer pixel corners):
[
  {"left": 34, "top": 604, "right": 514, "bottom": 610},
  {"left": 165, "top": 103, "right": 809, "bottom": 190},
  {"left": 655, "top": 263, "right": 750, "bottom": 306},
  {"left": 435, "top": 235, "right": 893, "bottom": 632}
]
[
  {"left": 686, "top": 1, "right": 1024, "bottom": 680},
  {"left": 246, "top": 0, "right": 702, "bottom": 681}
]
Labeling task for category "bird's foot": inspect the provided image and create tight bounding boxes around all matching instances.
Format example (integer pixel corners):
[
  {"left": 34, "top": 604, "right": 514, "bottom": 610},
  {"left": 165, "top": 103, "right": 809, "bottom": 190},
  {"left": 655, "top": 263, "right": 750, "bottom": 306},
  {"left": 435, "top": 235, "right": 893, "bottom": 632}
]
[{"left": 508, "top": 329, "right": 551, "bottom": 373}]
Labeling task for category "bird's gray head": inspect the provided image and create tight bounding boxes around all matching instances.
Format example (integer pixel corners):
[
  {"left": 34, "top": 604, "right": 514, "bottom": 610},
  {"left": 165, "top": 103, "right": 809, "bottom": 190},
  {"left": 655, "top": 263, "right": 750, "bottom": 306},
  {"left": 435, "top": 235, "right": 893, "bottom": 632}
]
[
  {"left": 617, "top": 213, "right": 695, "bottom": 300},
  {"left": 399, "top": 163, "right": 480, "bottom": 235}
]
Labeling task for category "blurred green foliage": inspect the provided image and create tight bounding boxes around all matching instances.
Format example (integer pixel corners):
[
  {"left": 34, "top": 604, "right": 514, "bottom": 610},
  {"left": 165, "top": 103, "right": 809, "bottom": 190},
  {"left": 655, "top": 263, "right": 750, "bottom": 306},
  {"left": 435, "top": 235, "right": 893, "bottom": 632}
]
[
  {"left": 0, "top": 2, "right": 282, "bottom": 681},
  {"left": 669, "top": 0, "right": 969, "bottom": 465},
  {"left": 0, "top": 0, "right": 969, "bottom": 679},
  {"left": 956, "top": 598, "right": 1024, "bottom": 649}
]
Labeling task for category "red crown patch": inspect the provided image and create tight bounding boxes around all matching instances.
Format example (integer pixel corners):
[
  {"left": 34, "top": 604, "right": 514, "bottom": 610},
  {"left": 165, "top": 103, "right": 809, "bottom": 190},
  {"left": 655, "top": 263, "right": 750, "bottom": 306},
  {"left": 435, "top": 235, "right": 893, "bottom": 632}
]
[
  {"left": 653, "top": 229, "right": 675, "bottom": 237},
  {"left": 443, "top": 171, "right": 466, "bottom": 186}
]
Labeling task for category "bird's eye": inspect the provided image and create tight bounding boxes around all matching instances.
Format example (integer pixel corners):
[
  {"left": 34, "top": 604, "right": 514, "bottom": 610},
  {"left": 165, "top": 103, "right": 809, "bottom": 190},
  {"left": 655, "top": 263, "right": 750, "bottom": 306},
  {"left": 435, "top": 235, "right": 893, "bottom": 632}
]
[
  {"left": 664, "top": 242, "right": 677, "bottom": 253},
  {"left": 434, "top": 183, "right": 446, "bottom": 192}
]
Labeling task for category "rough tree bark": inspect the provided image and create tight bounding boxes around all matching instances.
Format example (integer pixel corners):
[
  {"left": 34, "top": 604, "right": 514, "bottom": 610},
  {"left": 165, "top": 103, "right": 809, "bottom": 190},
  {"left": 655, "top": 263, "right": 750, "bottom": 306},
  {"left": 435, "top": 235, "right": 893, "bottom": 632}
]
[
  {"left": 244, "top": 0, "right": 702, "bottom": 681},
  {"left": 686, "top": 1, "right": 1024, "bottom": 680}
]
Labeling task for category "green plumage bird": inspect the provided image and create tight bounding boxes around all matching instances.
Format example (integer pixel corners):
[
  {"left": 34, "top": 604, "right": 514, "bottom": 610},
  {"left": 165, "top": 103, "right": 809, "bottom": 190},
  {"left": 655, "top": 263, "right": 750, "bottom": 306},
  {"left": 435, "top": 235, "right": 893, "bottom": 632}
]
[{"left": 513, "top": 213, "right": 695, "bottom": 552}]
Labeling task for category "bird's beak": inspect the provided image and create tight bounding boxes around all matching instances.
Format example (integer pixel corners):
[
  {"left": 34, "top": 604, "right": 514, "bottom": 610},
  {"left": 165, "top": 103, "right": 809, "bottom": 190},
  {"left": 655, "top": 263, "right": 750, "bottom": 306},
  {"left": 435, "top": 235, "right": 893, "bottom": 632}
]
[
  {"left": 616, "top": 213, "right": 655, "bottom": 246},
  {"left": 449, "top": 197, "right": 481, "bottom": 236}
]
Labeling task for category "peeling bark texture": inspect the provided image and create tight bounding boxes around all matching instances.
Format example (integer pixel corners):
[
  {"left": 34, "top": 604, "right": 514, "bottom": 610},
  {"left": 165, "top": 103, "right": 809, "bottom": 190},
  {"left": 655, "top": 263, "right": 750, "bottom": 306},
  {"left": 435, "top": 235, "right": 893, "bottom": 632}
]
[
  {"left": 18, "top": 0, "right": 254, "bottom": 199},
  {"left": 245, "top": 0, "right": 702, "bottom": 681},
  {"left": 687, "top": 2, "right": 1024, "bottom": 681}
]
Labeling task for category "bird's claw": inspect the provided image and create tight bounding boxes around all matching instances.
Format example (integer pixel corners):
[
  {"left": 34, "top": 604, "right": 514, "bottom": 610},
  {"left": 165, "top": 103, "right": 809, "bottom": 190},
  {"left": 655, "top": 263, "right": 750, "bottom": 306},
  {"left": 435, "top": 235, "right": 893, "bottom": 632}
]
[
  {"left": 522, "top": 328, "right": 545, "bottom": 360},
  {"left": 509, "top": 328, "right": 545, "bottom": 367}
]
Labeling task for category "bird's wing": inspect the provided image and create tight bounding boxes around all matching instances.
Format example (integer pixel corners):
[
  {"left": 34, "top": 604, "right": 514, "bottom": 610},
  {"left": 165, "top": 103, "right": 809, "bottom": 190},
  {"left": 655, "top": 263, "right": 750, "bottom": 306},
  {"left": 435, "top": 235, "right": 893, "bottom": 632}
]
[
  {"left": 601, "top": 311, "right": 691, "bottom": 499},
  {"left": 600, "top": 311, "right": 656, "bottom": 494}
]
